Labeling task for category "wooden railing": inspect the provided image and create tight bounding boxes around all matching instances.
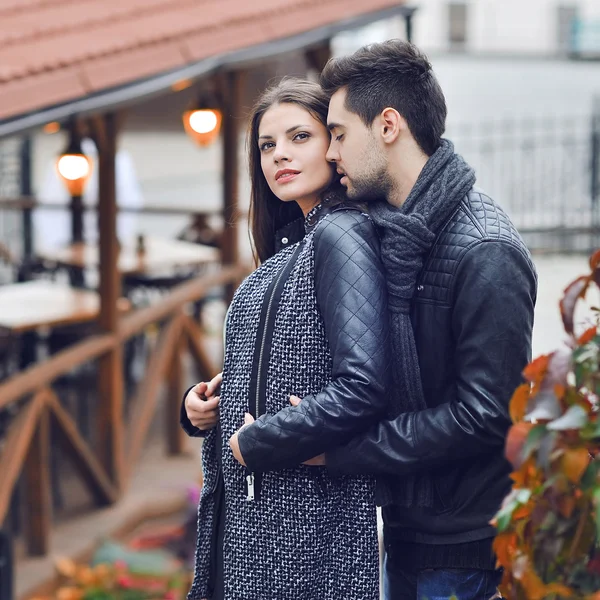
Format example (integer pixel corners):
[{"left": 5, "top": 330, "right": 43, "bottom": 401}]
[{"left": 0, "top": 264, "right": 246, "bottom": 556}]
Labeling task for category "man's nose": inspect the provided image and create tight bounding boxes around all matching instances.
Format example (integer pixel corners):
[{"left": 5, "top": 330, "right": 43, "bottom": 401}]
[{"left": 326, "top": 141, "right": 338, "bottom": 163}]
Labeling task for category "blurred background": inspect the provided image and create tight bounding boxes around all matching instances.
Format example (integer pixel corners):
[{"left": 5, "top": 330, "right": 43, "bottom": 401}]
[{"left": 0, "top": 0, "right": 598, "bottom": 598}]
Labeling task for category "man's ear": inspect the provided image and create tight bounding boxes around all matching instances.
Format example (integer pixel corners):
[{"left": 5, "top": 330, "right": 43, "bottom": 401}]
[{"left": 378, "top": 107, "right": 404, "bottom": 145}]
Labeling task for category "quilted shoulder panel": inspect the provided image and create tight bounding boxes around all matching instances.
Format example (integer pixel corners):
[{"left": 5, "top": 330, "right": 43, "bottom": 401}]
[{"left": 416, "top": 190, "right": 529, "bottom": 305}]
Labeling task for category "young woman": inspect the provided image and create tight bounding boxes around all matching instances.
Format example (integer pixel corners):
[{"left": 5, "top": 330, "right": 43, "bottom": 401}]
[{"left": 181, "top": 78, "right": 391, "bottom": 600}]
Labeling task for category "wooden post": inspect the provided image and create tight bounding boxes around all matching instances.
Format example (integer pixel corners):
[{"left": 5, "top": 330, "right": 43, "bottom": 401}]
[
  {"left": 23, "top": 407, "right": 50, "bottom": 556},
  {"left": 95, "top": 112, "right": 124, "bottom": 493},
  {"left": 166, "top": 314, "right": 186, "bottom": 456},
  {"left": 305, "top": 42, "right": 332, "bottom": 74},
  {"left": 220, "top": 71, "right": 244, "bottom": 301}
]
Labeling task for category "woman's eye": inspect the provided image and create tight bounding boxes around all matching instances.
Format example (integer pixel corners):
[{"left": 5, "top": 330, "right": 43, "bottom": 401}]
[
  {"left": 293, "top": 132, "right": 310, "bottom": 141},
  {"left": 260, "top": 142, "right": 274, "bottom": 152},
  {"left": 335, "top": 134, "right": 344, "bottom": 142}
]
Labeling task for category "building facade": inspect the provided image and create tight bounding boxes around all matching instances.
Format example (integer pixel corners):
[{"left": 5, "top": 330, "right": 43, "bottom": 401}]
[
  {"left": 334, "top": 0, "right": 600, "bottom": 57},
  {"left": 412, "top": 0, "right": 600, "bottom": 56}
]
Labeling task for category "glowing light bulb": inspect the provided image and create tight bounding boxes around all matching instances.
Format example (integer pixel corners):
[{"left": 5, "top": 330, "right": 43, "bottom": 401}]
[
  {"left": 188, "top": 110, "right": 218, "bottom": 134},
  {"left": 57, "top": 154, "right": 91, "bottom": 181}
]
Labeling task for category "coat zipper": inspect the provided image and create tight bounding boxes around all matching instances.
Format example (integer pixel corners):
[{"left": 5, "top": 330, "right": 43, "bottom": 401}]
[{"left": 246, "top": 242, "right": 304, "bottom": 501}]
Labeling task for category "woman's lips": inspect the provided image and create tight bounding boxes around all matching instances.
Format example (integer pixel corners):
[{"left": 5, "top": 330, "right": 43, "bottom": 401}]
[{"left": 276, "top": 172, "right": 299, "bottom": 184}]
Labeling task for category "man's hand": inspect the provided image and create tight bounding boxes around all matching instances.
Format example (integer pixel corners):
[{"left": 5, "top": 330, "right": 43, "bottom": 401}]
[
  {"left": 229, "top": 413, "right": 255, "bottom": 466},
  {"left": 184, "top": 372, "right": 223, "bottom": 431},
  {"left": 289, "top": 395, "right": 326, "bottom": 466}
]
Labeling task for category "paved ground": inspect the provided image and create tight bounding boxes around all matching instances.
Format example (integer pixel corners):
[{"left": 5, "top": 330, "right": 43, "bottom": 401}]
[
  {"left": 14, "top": 252, "right": 596, "bottom": 599},
  {"left": 15, "top": 438, "right": 203, "bottom": 599}
]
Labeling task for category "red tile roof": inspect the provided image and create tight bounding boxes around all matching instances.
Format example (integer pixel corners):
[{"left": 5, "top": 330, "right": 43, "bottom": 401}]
[{"left": 0, "top": 0, "right": 407, "bottom": 125}]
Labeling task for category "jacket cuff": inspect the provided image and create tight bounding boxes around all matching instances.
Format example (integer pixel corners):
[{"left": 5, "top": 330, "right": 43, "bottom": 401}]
[
  {"left": 180, "top": 385, "right": 208, "bottom": 438},
  {"left": 237, "top": 425, "right": 261, "bottom": 472},
  {"left": 324, "top": 447, "right": 351, "bottom": 477}
]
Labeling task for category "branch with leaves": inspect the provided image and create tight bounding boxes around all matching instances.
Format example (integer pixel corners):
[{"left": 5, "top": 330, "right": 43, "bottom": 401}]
[{"left": 494, "top": 250, "right": 600, "bottom": 599}]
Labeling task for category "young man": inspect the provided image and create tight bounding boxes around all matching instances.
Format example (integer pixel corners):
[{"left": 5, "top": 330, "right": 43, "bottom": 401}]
[{"left": 223, "top": 40, "right": 537, "bottom": 599}]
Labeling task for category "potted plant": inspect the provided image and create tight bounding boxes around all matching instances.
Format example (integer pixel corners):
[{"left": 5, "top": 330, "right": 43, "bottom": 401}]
[{"left": 494, "top": 250, "right": 600, "bottom": 599}]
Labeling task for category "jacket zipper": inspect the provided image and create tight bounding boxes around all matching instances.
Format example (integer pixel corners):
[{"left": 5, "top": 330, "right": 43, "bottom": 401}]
[{"left": 246, "top": 242, "right": 304, "bottom": 501}]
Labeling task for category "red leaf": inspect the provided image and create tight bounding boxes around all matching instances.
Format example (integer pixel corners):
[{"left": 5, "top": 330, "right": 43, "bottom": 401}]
[
  {"left": 578, "top": 326, "right": 597, "bottom": 345},
  {"left": 510, "top": 384, "right": 531, "bottom": 423},
  {"left": 545, "top": 583, "right": 573, "bottom": 597},
  {"left": 546, "top": 349, "right": 572, "bottom": 386},
  {"left": 560, "top": 276, "right": 590, "bottom": 335},
  {"left": 520, "top": 566, "right": 548, "bottom": 600},
  {"left": 505, "top": 422, "right": 534, "bottom": 468},
  {"left": 561, "top": 447, "right": 591, "bottom": 483},
  {"left": 493, "top": 532, "right": 518, "bottom": 568},
  {"left": 590, "top": 249, "right": 600, "bottom": 271},
  {"left": 557, "top": 495, "right": 576, "bottom": 518},
  {"left": 523, "top": 355, "right": 549, "bottom": 384}
]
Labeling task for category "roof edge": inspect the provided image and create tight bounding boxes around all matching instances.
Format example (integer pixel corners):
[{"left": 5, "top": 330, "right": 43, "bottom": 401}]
[{"left": 0, "top": 4, "right": 415, "bottom": 139}]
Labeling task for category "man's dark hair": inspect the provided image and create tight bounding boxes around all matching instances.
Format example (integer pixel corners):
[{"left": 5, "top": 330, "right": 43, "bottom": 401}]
[{"left": 320, "top": 40, "right": 447, "bottom": 156}]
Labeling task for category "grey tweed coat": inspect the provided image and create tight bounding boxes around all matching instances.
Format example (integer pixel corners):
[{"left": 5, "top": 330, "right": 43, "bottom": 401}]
[{"left": 189, "top": 205, "right": 389, "bottom": 600}]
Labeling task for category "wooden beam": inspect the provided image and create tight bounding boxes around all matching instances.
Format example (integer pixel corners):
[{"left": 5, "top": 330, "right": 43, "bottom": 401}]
[
  {"left": 182, "top": 314, "right": 217, "bottom": 381},
  {"left": 96, "top": 111, "right": 124, "bottom": 492},
  {"left": 46, "top": 391, "right": 117, "bottom": 506},
  {"left": 23, "top": 400, "right": 51, "bottom": 555},
  {"left": 119, "top": 265, "right": 246, "bottom": 339},
  {"left": 166, "top": 318, "right": 186, "bottom": 456},
  {"left": 0, "top": 390, "right": 48, "bottom": 525},
  {"left": 0, "top": 267, "right": 247, "bottom": 413},
  {"left": 305, "top": 41, "right": 332, "bottom": 73},
  {"left": 220, "top": 70, "right": 245, "bottom": 301},
  {"left": 125, "top": 314, "right": 183, "bottom": 483}
]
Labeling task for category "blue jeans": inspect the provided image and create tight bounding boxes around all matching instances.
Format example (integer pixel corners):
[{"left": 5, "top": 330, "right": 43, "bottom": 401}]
[{"left": 383, "top": 554, "right": 502, "bottom": 600}]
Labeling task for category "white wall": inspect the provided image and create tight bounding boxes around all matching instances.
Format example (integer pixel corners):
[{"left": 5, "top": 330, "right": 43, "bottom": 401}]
[{"left": 408, "top": 0, "right": 594, "bottom": 55}]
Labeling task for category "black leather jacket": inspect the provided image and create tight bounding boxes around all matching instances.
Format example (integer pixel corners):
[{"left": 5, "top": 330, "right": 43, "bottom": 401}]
[
  {"left": 239, "top": 190, "right": 537, "bottom": 544},
  {"left": 237, "top": 206, "right": 392, "bottom": 469}
]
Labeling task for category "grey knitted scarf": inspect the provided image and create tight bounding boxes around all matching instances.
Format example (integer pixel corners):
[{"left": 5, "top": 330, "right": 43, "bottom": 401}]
[{"left": 369, "top": 139, "right": 476, "bottom": 508}]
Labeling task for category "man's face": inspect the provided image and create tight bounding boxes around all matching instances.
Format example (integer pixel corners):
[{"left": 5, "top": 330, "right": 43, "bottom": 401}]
[{"left": 326, "top": 88, "right": 391, "bottom": 201}]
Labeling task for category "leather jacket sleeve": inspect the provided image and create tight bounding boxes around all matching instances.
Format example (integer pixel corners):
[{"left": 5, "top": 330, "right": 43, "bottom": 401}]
[
  {"left": 326, "top": 240, "right": 537, "bottom": 476},
  {"left": 180, "top": 386, "right": 208, "bottom": 438},
  {"left": 238, "top": 210, "right": 392, "bottom": 472}
]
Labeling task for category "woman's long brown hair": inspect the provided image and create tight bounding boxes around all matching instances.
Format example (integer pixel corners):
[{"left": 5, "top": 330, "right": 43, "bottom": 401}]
[{"left": 247, "top": 77, "right": 343, "bottom": 264}]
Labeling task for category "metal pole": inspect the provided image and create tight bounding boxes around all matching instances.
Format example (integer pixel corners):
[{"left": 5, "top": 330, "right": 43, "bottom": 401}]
[
  {"left": 70, "top": 193, "right": 84, "bottom": 243},
  {"left": 0, "top": 528, "right": 13, "bottom": 600},
  {"left": 19, "top": 136, "right": 33, "bottom": 280},
  {"left": 403, "top": 6, "right": 418, "bottom": 43},
  {"left": 591, "top": 97, "right": 600, "bottom": 250},
  {"left": 69, "top": 192, "right": 85, "bottom": 286}
]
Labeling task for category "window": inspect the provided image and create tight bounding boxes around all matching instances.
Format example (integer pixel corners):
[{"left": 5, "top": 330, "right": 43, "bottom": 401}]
[
  {"left": 557, "top": 4, "right": 579, "bottom": 53},
  {"left": 448, "top": 2, "right": 468, "bottom": 50}
]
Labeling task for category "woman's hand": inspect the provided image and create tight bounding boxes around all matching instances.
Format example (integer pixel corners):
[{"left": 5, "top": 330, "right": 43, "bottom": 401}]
[{"left": 185, "top": 372, "right": 223, "bottom": 431}]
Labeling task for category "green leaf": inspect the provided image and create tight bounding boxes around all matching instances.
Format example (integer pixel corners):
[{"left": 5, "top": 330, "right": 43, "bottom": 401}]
[
  {"left": 494, "top": 489, "right": 531, "bottom": 533},
  {"left": 521, "top": 425, "right": 548, "bottom": 461},
  {"left": 516, "top": 489, "right": 532, "bottom": 504},
  {"left": 594, "top": 487, "right": 600, "bottom": 539},
  {"left": 581, "top": 458, "right": 600, "bottom": 489},
  {"left": 579, "top": 421, "right": 600, "bottom": 440},
  {"left": 527, "top": 388, "right": 562, "bottom": 421},
  {"left": 547, "top": 405, "right": 589, "bottom": 430}
]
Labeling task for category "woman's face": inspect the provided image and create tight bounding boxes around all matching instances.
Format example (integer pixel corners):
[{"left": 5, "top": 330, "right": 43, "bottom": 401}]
[{"left": 258, "top": 102, "right": 334, "bottom": 216}]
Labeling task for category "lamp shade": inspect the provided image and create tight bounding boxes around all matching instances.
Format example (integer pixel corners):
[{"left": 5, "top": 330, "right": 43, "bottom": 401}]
[
  {"left": 56, "top": 135, "right": 92, "bottom": 196},
  {"left": 183, "top": 108, "right": 222, "bottom": 147}
]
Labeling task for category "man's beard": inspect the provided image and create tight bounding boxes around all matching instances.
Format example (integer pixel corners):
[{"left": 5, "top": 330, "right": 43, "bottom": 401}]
[{"left": 345, "top": 165, "right": 393, "bottom": 202}]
